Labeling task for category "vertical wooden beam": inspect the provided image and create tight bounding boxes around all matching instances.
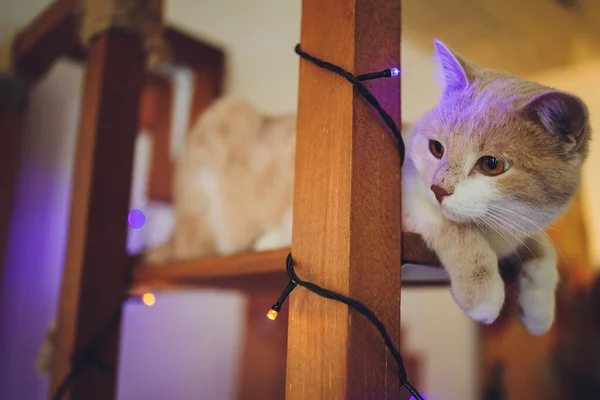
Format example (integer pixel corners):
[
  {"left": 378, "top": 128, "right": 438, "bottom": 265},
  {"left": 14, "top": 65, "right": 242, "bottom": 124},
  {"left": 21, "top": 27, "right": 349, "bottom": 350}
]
[
  {"left": 0, "top": 78, "right": 27, "bottom": 305},
  {"left": 50, "top": 32, "right": 144, "bottom": 400},
  {"left": 141, "top": 77, "right": 175, "bottom": 202},
  {"left": 287, "top": 0, "right": 401, "bottom": 399},
  {"left": 187, "top": 61, "right": 224, "bottom": 132}
]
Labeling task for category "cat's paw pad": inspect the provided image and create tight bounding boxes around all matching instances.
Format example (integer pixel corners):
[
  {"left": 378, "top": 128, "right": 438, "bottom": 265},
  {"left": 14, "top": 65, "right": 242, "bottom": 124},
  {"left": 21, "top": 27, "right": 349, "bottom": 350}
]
[
  {"left": 518, "top": 288, "right": 555, "bottom": 335},
  {"left": 453, "top": 271, "right": 505, "bottom": 324}
]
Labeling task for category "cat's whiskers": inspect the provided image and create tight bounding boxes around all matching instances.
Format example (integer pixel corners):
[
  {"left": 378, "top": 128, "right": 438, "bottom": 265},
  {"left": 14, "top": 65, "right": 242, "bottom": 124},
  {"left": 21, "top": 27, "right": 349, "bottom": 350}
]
[
  {"left": 490, "top": 202, "right": 558, "bottom": 232},
  {"left": 483, "top": 211, "right": 536, "bottom": 258},
  {"left": 487, "top": 204, "right": 548, "bottom": 233},
  {"left": 486, "top": 205, "right": 567, "bottom": 265},
  {"left": 477, "top": 215, "right": 525, "bottom": 267}
]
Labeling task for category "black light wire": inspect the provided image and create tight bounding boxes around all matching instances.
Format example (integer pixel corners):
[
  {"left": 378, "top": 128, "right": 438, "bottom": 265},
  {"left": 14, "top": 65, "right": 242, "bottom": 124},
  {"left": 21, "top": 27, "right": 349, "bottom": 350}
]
[
  {"left": 268, "top": 44, "right": 423, "bottom": 399},
  {"left": 294, "top": 44, "right": 405, "bottom": 164}
]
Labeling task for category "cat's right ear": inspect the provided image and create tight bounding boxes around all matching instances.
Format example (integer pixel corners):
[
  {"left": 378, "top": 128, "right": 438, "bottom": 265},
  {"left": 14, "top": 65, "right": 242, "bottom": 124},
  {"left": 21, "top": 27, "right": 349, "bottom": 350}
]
[
  {"left": 434, "top": 39, "right": 473, "bottom": 95},
  {"left": 522, "top": 90, "right": 590, "bottom": 153}
]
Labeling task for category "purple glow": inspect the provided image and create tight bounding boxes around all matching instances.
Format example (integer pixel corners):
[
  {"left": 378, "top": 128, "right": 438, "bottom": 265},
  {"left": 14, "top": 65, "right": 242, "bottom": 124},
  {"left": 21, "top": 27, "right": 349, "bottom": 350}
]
[
  {"left": 409, "top": 395, "right": 427, "bottom": 400},
  {"left": 390, "top": 67, "right": 400, "bottom": 77},
  {"left": 128, "top": 209, "right": 146, "bottom": 229}
]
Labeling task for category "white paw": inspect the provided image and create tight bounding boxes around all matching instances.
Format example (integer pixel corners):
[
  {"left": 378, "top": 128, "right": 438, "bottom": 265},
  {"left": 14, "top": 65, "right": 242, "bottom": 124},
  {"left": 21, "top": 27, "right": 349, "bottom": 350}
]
[
  {"left": 516, "top": 234, "right": 558, "bottom": 336},
  {"left": 518, "top": 287, "right": 555, "bottom": 335},
  {"left": 452, "top": 272, "right": 505, "bottom": 325}
]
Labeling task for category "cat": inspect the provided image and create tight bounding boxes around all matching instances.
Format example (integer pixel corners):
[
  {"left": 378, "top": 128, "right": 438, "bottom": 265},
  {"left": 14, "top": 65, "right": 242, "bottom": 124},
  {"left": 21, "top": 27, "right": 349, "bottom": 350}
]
[
  {"left": 144, "top": 97, "right": 297, "bottom": 263},
  {"left": 150, "top": 40, "right": 591, "bottom": 337},
  {"left": 402, "top": 40, "right": 591, "bottom": 335}
]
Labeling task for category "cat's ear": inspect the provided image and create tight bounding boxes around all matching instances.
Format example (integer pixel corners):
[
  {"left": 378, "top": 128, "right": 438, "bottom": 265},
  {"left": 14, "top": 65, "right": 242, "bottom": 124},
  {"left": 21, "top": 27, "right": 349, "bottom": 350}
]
[
  {"left": 523, "top": 90, "right": 589, "bottom": 151},
  {"left": 434, "top": 39, "right": 473, "bottom": 95}
]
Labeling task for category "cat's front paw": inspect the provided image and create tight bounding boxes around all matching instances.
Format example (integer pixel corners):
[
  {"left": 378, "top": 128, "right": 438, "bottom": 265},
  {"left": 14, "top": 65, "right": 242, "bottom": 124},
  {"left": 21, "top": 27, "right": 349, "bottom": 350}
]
[
  {"left": 517, "top": 257, "right": 558, "bottom": 336},
  {"left": 451, "top": 268, "right": 505, "bottom": 324},
  {"left": 518, "top": 290, "right": 554, "bottom": 335}
]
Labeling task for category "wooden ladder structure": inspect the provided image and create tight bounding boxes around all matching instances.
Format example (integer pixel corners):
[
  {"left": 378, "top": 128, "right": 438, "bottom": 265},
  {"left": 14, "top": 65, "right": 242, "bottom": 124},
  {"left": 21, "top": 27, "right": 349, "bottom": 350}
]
[{"left": 0, "top": 0, "right": 440, "bottom": 399}]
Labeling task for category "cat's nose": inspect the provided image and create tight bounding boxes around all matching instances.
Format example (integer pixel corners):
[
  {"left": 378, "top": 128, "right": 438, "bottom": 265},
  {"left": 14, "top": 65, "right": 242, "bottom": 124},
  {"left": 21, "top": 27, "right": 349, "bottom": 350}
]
[{"left": 430, "top": 185, "right": 452, "bottom": 204}]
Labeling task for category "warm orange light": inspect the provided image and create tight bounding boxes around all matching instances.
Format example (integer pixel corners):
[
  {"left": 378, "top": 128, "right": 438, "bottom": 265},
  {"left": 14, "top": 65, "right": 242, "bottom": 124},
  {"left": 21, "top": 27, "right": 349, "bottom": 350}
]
[
  {"left": 142, "top": 292, "right": 156, "bottom": 306},
  {"left": 266, "top": 309, "right": 278, "bottom": 320}
]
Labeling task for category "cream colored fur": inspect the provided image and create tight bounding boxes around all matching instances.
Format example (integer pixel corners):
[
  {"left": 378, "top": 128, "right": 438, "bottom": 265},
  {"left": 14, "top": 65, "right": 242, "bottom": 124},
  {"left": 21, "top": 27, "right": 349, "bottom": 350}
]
[
  {"left": 145, "top": 97, "right": 296, "bottom": 263},
  {"left": 403, "top": 40, "right": 590, "bottom": 335}
]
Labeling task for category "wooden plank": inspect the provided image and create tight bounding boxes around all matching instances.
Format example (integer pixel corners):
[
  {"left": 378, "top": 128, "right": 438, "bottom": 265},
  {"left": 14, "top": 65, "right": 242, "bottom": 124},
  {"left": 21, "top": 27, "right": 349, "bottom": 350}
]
[
  {"left": 132, "top": 238, "right": 447, "bottom": 292},
  {"left": 0, "top": 78, "right": 27, "bottom": 308},
  {"left": 187, "top": 61, "right": 225, "bottom": 132},
  {"left": 164, "top": 26, "right": 224, "bottom": 69},
  {"left": 141, "top": 77, "right": 175, "bottom": 201},
  {"left": 132, "top": 248, "right": 291, "bottom": 290},
  {"left": 163, "top": 26, "right": 225, "bottom": 131},
  {"left": 50, "top": 31, "right": 144, "bottom": 400},
  {"left": 402, "top": 232, "right": 439, "bottom": 266},
  {"left": 286, "top": 0, "right": 402, "bottom": 398},
  {"left": 237, "top": 292, "right": 288, "bottom": 400},
  {"left": 15, "top": 0, "right": 79, "bottom": 80}
]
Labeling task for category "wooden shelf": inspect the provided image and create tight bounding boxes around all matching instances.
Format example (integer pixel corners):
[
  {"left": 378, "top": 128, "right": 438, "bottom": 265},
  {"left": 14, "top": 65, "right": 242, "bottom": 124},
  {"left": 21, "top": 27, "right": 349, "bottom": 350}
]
[
  {"left": 131, "top": 248, "right": 292, "bottom": 293},
  {"left": 131, "top": 234, "right": 447, "bottom": 293}
]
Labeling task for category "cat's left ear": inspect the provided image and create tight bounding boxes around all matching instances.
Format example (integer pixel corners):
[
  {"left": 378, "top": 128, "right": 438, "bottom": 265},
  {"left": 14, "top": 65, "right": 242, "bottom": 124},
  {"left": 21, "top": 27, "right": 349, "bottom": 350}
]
[
  {"left": 434, "top": 39, "right": 474, "bottom": 95},
  {"left": 523, "top": 90, "right": 589, "bottom": 152}
]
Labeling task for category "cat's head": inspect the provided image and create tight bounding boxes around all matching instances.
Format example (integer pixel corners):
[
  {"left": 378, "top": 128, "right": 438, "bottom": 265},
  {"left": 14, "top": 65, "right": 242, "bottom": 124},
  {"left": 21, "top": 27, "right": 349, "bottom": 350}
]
[{"left": 409, "top": 40, "right": 591, "bottom": 232}]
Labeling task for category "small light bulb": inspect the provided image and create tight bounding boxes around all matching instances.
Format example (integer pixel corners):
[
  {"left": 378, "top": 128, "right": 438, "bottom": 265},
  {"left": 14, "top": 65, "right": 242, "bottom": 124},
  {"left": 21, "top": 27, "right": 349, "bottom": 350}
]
[
  {"left": 390, "top": 67, "right": 400, "bottom": 77},
  {"left": 142, "top": 292, "right": 156, "bottom": 307},
  {"left": 266, "top": 309, "right": 278, "bottom": 320}
]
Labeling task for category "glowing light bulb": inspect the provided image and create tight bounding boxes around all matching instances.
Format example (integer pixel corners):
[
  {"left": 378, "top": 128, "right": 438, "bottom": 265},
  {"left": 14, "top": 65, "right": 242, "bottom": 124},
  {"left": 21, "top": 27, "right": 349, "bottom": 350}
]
[
  {"left": 266, "top": 309, "right": 278, "bottom": 320},
  {"left": 142, "top": 292, "right": 156, "bottom": 306},
  {"left": 390, "top": 67, "right": 400, "bottom": 77}
]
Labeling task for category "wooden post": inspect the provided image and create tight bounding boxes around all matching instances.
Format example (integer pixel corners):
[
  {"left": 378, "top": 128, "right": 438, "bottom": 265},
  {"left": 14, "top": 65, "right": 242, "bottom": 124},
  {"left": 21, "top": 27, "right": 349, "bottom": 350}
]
[
  {"left": 142, "top": 77, "right": 175, "bottom": 201},
  {"left": 50, "top": 32, "right": 144, "bottom": 399},
  {"left": 0, "top": 78, "right": 27, "bottom": 305},
  {"left": 287, "top": 0, "right": 402, "bottom": 399}
]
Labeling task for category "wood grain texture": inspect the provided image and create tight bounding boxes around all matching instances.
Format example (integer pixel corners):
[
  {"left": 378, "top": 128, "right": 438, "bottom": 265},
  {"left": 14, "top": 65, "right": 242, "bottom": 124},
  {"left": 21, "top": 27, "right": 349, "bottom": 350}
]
[
  {"left": 50, "top": 32, "right": 144, "bottom": 400},
  {"left": 15, "top": 0, "right": 79, "bottom": 81},
  {"left": 286, "top": 0, "right": 402, "bottom": 398},
  {"left": 133, "top": 248, "right": 291, "bottom": 292}
]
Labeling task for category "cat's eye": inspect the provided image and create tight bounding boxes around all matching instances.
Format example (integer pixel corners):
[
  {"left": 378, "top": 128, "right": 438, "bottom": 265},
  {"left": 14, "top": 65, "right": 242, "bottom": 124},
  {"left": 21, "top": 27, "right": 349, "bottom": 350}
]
[
  {"left": 429, "top": 140, "right": 444, "bottom": 159},
  {"left": 478, "top": 156, "right": 509, "bottom": 176}
]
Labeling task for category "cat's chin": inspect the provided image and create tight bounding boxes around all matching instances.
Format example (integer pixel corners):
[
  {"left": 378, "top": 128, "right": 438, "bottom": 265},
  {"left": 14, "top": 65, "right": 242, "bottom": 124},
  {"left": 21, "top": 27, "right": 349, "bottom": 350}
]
[{"left": 439, "top": 206, "right": 480, "bottom": 224}]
